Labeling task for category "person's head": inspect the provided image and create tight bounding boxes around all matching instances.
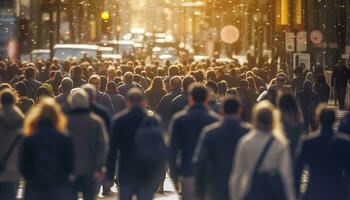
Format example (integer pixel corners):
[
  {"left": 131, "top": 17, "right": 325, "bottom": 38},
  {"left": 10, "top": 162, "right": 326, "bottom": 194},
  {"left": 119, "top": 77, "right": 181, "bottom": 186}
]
[
  {"left": 124, "top": 72, "right": 133, "bottom": 84},
  {"left": 169, "top": 76, "right": 182, "bottom": 91},
  {"left": 182, "top": 75, "right": 196, "bottom": 93},
  {"left": 88, "top": 75, "right": 101, "bottom": 91},
  {"left": 81, "top": 84, "right": 97, "bottom": 102},
  {"left": 71, "top": 65, "right": 83, "bottom": 78},
  {"left": 316, "top": 104, "right": 335, "bottom": 129},
  {"left": 107, "top": 66, "right": 116, "bottom": 80},
  {"left": 35, "top": 86, "right": 52, "bottom": 100},
  {"left": 106, "top": 81, "right": 118, "bottom": 94},
  {"left": 168, "top": 65, "right": 180, "bottom": 77},
  {"left": 149, "top": 76, "right": 165, "bottom": 91},
  {"left": 206, "top": 80, "right": 218, "bottom": 95},
  {"left": 276, "top": 72, "right": 287, "bottom": 87},
  {"left": 252, "top": 100, "right": 276, "bottom": 133},
  {"left": 0, "top": 89, "right": 16, "bottom": 106},
  {"left": 277, "top": 93, "right": 303, "bottom": 127},
  {"left": 222, "top": 95, "right": 242, "bottom": 118},
  {"left": 99, "top": 76, "right": 107, "bottom": 92},
  {"left": 0, "top": 83, "right": 11, "bottom": 91},
  {"left": 303, "top": 80, "right": 313, "bottom": 91},
  {"left": 126, "top": 88, "right": 146, "bottom": 108},
  {"left": 23, "top": 97, "right": 67, "bottom": 136},
  {"left": 306, "top": 72, "right": 313, "bottom": 82},
  {"left": 188, "top": 83, "right": 208, "bottom": 105},
  {"left": 25, "top": 67, "right": 36, "bottom": 79},
  {"left": 60, "top": 77, "right": 73, "bottom": 94},
  {"left": 13, "top": 81, "right": 28, "bottom": 97},
  {"left": 68, "top": 88, "right": 89, "bottom": 110},
  {"left": 239, "top": 79, "right": 249, "bottom": 89},
  {"left": 206, "top": 70, "right": 216, "bottom": 81},
  {"left": 218, "top": 81, "right": 228, "bottom": 96}
]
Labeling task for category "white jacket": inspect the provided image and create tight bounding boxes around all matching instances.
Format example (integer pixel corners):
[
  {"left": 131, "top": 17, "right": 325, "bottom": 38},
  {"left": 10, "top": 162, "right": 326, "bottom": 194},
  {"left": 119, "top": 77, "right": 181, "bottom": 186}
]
[{"left": 229, "top": 130, "right": 296, "bottom": 200}]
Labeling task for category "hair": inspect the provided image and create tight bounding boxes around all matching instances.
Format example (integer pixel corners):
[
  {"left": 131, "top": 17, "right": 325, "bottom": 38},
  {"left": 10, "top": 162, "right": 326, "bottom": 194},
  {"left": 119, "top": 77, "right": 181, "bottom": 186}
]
[
  {"left": 13, "top": 81, "right": 28, "bottom": 97},
  {"left": 148, "top": 76, "right": 165, "bottom": 92},
  {"left": 81, "top": 84, "right": 97, "bottom": 102},
  {"left": 247, "top": 77, "right": 258, "bottom": 93},
  {"left": 0, "top": 89, "right": 16, "bottom": 106},
  {"left": 277, "top": 93, "right": 303, "bottom": 127},
  {"left": 124, "top": 72, "right": 133, "bottom": 83},
  {"left": 303, "top": 80, "right": 313, "bottom": 90},
  {"left": 223, "top": 95, "right": 242, "bottom": 115},
  {"left": 99, "top": 76, "right": 108, "bottom": 92},
  {"left": 106, "top": 81, "right": 118, "bottom": 94},
  {"left": 23, "top": 97, "right": 67, "bottom": 136},
  {"left": 252, "top": 100, "right": 286, "bottom": 143},
  {"left": 127, "top": 88, "right": 145, "bottom": 106},
  {"left": 68, "top": 88, "right": 89, "bottom": 109},
  {"left": 316, "top": 104, "right": 335, "bottom": 128},
  {"left": 25, "top": 67, "right": 36, "bottom": 79},
  {"left": 183, "top": 75, "right": 196, "bottom": 92},
  {"left": 60, "top": 77, "right": 73, "bottom": 93},
  {"left": 189, "top": 83, "right": 208, "bottom": 103},
  {"left": 168, "top": 65, "right": 180, "bottom": 77},
  {"left": 169, "top": 76, "right": 182, "bottom": 91},
  {"left": 88, "top": 75, "right": 101, "bottom": 85},
  {"left": 72, "top": 65, "right": 82, "bottom": 77},
  {"left": 218, "top": 81, "right": 228, "bottom": 96},
  {"left": 206, "top": 80, "right": 218, "bottom": 94}
]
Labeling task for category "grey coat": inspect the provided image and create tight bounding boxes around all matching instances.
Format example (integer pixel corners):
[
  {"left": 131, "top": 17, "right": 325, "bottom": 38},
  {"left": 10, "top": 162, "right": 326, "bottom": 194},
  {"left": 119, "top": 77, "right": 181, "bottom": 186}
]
[{"left": 0, "top": 105, "right": 24, "bottom": 182}]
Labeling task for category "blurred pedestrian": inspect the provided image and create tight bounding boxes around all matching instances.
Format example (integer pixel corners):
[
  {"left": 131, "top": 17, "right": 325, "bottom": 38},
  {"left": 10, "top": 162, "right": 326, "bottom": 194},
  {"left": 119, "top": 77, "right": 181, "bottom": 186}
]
[
  {"left": 229, "top": 100, "right": 295, "bottom": 200},
  {"left": 19, "top": 97, "right": 74, "bottom": 200},
  {"left": 169, "top": 83, "right": 221, "bottom": 200},
  {"left": 0, "top": 89, "right": 24, "bottom": 200},
  {"left": 331, "top": 62, "right": 349, "bottom": 110},
  {"left": 67, "top": 89, "right": 109, "bottom": 200},
  {"left": 194, "top": 96, "right": 249, "bottom": 200},
  {"left": 107, "top": 88, "right": 165, "bottom": 200}
]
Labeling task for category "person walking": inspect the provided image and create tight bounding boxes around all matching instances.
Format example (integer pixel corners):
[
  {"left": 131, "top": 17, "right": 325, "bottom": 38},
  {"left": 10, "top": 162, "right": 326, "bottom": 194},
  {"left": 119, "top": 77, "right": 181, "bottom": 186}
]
[
  {"left": 331, "top": 62, "right": 349, "bottom": 110},
  {"left": 19, "top": 97, "right": 74, "bottom": 200},
  {"left": 193, "top": 96, "right": 249, "bottom": 200},
  {"left": 229, "top": 100, "right": 296, "bottom": 200},
  {"left": 314, "top": 74, "right": 330, "bottom": 104},
  {"left": 88, "top": 75, "right": 114, "bottom": 115},
  {"left": 107, "top": 88, "right": 166, "bottom": 200},
  {"left": 67, "top": 89, "right": 109, "bottom": 200},
  {"left": 169, "top": 83, "right": 221, "bottom": 200},
  {"left": 145, "top": 77, "right": 167, "bottom": 111},
  {"left": 0, "top": 89, "right": 24, "bottom": 200},
  {"left": 296, "top": 105, "right": 350, "bottom": 200}
]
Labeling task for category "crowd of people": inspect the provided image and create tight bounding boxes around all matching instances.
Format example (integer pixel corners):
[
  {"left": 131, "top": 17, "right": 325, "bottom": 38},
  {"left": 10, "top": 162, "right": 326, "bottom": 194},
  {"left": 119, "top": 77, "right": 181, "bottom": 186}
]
[{"left": 0, "top": 56, "right": 350, "bottom": 200}]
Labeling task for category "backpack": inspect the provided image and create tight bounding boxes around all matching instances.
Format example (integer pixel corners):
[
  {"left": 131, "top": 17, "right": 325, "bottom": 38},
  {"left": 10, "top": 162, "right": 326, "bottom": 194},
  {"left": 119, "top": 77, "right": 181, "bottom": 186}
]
[
  {"left": 244, "top": 137, "right": 287, "bottom": 200},
  {"left": 133, "top": 112, "right": 166, "bottom": 171}
]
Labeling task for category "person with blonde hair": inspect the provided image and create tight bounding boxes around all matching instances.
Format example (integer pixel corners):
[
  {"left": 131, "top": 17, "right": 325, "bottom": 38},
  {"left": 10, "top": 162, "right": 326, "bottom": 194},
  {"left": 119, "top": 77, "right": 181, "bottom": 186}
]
[
  {"left": 19, "top": 97, "right": 74, "bottom": 200},
  {"left": 229, "top": 100, "right": 295, "bottom": 200}
]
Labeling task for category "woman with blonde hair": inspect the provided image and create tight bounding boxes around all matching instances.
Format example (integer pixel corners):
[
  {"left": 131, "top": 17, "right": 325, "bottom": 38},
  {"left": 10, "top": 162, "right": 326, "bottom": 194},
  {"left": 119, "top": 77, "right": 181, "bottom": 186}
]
[
  {"left": 19, "top": 97, "right": 74, "bottom": 200},
  {"left": 229, "top": 101, "right": 295, "bottom": 200}
]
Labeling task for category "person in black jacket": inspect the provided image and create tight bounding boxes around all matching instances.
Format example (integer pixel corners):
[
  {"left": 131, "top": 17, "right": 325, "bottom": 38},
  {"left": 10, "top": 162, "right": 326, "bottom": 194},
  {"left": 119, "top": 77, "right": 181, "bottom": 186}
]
[
  {"left": 156, "top": 76, "right": 182, "bottom": 131},
  {"left": 169, "top": 83, "right": 221, "bottom": 200},
  {"left": 19, "top": 97, "right": 74, "bottom": 200},
  {"left": 296, "top": 105, "right": 350, "bottom": 200},
  {"left": 331, "top": 62, "right": 349, "bottom": 110},
  {"left": 106, "top": 88, "right": 164, "bottom": 200},
  {"left": 170, "top": 75, "right": 196, "bottom": 115},
  {"left": 193, "top": 96, "right": 249, "bottom": 200}
]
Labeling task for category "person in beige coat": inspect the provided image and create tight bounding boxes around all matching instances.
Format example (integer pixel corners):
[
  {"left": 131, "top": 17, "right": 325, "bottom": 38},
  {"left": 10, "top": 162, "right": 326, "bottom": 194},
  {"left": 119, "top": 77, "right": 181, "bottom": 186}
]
[
  {"left": 229, "top": 101, "right": 296, "bottom": 200},
  {"left": 0, "top": 89, "right": 24, "bottom": 200}
]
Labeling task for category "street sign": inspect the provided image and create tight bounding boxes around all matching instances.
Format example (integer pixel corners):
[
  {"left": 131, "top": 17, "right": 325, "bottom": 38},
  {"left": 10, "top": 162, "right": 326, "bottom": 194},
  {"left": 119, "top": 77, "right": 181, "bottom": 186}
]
[
  {"left": 296, "top": 31, "right": 307, "bottom": 52},
  {"left": 293, "top": 53, "right": 310, "bottom": 70},
  {"left": 285, "top": 32, "right": 295, "bottom": 52},
  {"left": 310, "top": 30, "right": 323, "bottom": 44},
  {"left": 220, "top": 25, "right": 240, "bottom": 44}
]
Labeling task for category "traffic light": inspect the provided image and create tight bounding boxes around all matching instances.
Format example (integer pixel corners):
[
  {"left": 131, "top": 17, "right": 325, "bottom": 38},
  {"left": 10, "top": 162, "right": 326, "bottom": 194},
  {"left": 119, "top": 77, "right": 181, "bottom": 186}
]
[{"left": 101, "top": 11, "right": 111, "bottom": 35}]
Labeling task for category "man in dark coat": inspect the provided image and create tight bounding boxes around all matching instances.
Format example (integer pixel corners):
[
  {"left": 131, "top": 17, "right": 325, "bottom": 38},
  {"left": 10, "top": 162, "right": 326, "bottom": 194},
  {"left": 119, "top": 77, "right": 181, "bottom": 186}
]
[
  {"left": 236, "top": 79, "right": 257, "bottom": 121},
  {"left": 193, "top": 96, "right": 249, "bottom": 200},
  {"left": 169, "top": 83, "right": 221, "bottom": 200},
  {"left": 170, "top": 75, "right": 195, "bottom": 115},
  {"left": 106, "top": 88, "right": 164, "bottom": 200},
  {"left": 331, "top": 62, "right": 349, "bottom": 110},
  {"left": 24, "top": 67, "right": 42, "bottom": 99},
  {"left": 71, "top": 65, "right": 87, "bottom": 88},
  {"left": 55, "top": 77, "right": 73, "bottom": 113},
  {"left": 117, "top": 72, "right": 143, "bottom": 98},
  {"left": 296, "top": 80, "right": 319, "bottom": 131},
  {"left": 88, "top": 75, "right": 115, "bottom": 115},
  {"left": 296, "top": 106, "right": 350, "bottom": 200},
  {"left": 156, "top": 76, "right": 182, "bottom": 131}
]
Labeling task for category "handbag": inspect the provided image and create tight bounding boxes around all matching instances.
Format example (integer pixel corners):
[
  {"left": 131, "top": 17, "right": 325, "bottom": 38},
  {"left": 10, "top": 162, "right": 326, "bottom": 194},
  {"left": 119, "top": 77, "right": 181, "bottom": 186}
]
[
  {"left": 0, "top": 135, "right": 21, "bottom": 175},
  {"left": 244, "top": 136, "right": 287, "bottom": 200}
]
